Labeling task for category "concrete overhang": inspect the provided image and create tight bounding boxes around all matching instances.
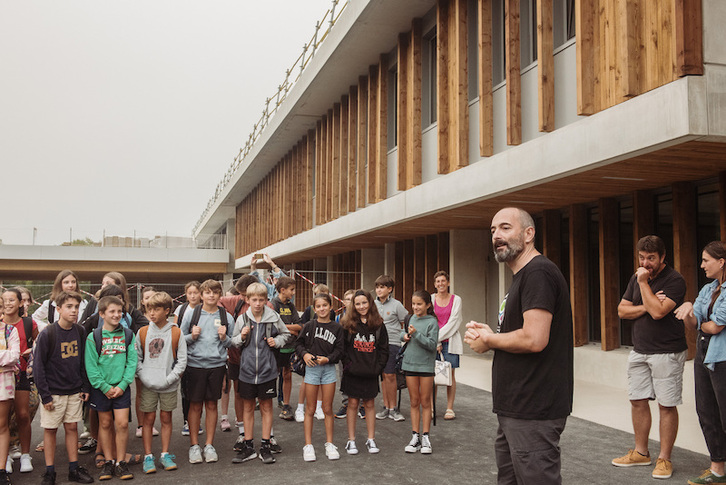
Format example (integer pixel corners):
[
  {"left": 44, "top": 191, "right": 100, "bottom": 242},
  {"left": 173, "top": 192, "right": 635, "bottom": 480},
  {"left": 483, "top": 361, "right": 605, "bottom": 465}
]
[
  {"left": 0, "top": 245, "right": 231, "bottom": 282},
  {"left": 194, "top": 0, "right": 436, "bottom": 241}
]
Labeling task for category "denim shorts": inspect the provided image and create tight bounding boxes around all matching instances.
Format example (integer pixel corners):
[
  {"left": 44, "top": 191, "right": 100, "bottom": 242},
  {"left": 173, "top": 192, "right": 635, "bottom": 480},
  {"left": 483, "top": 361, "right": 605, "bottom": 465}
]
[
  {"left": 440, "top": 341, "right": 460, "bottom": 369},
  {"left": 303, "top": 363, "right": 338, "bottom": 386}
]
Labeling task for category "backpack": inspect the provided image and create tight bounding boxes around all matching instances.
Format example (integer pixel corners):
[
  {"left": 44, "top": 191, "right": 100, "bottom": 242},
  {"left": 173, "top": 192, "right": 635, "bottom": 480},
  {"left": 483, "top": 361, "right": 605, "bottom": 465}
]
[
  {"left": 394, "top": 315, "right": 411, "bottom": 375},
  {"left": 138, "top": 325, "right": 181, "bottom": 360},
  {"left": 237, "top": 313, "right": 274, "bottom": 348},
  {"left": 233, "top": 299, "right": 245, "bottom": 319},
  {"left": 289, "top": 320, "right": 316, "bottom": 377},
  {"left": 184, "top": 305, "right": 230, "bottom": 334},
  {"left": 176, "top": 302, "right": 189, "bottom": 323},
  {"left": 47, "top": 303, "right": 55, "bottom": 326},
  {"left": 20, "top": 317, "right": 35, "bottom": 350},
  {"left": 93, "top": 326, "right": 133, "bottom": 356}
]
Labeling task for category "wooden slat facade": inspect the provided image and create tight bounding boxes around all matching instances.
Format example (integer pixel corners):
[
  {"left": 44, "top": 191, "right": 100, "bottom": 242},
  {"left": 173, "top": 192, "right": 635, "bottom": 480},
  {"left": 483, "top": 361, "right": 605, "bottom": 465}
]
[
  {"left": 394, "top": 232, "right": 450, "bottom": 308},
  {"left": 437, "top": 0, "right": 469, "bottom": 173},
  {"left": 478, "top": 0, "right": 493, "bottom": 156},
  {"left": 577, "top": 0, "right": 703, "bottom": 115},
  {"left": 397, "top": 19, "right": 423, "bottom": 191},
  {"left": 537, "top": 0, "right": 554, "bottom": 132}
]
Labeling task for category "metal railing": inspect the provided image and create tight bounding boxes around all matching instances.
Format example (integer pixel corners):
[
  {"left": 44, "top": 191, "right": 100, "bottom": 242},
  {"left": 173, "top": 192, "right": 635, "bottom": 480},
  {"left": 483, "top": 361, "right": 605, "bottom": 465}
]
[{"left": 192, "top": 0, "right": 348, "bottom": 235}]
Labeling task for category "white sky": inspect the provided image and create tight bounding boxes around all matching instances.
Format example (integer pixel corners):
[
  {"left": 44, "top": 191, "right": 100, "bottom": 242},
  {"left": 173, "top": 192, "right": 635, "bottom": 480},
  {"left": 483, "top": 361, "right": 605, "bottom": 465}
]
[{"left": 0, "top": 0, "right": 334, "bottom": 245}]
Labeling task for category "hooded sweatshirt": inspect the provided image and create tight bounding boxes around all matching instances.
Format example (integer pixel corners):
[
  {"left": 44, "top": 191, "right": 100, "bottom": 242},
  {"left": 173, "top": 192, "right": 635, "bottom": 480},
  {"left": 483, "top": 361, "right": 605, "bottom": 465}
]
[
  {"left": 400, "top": 314, "right": 439, "bottom": 373},
  {"left": 179, "top": 306, "right": 234, "bottom": 369},
  {"left": 136, "top": 322, "right": 187, "bottom": 393},
  {"left": 342, "top": 320, "right": 389, "bottom": 378},
  {"left": 230, "top": 306, "right": 291, "bottom": 385},
  {"left": 84, "top": 326, "right": 137, "bottom": 394}
]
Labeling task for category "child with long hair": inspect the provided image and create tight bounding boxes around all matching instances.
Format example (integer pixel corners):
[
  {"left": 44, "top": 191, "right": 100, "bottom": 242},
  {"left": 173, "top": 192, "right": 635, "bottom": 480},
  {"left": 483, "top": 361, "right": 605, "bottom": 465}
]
[
  {"left": 401, "top": 291, "right": 439, "bottom": 454},
  {"left": 0, "top": 310, "right": 20, "bottom": 484},
  {"left": 1, "top": 289, "right": 38, "bottom": 474},
  {"left": 339, "top": 289, "right": 389, "bottom": 455},
  {"left": 296, "top": 294, "right": 344, "bottom": 461},
  {"left": 33, "top": 270, "right": 86, "bottom": 332}
]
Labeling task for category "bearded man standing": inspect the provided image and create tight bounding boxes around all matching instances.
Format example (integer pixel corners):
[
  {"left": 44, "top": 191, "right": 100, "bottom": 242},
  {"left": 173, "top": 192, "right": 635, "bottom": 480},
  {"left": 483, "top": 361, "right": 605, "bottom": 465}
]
[{"left": 465, "top": 207, "right": 573, "bottom": 485}]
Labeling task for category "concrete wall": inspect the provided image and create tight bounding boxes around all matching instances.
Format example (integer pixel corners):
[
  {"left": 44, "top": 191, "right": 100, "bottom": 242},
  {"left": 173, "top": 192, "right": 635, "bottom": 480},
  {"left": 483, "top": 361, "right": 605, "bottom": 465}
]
[
  {"left": 361, "top": 247, "right": 385, "bottom": 292},
  {"left": 449, "top": 229, "right": 488, "bottom": 327}
]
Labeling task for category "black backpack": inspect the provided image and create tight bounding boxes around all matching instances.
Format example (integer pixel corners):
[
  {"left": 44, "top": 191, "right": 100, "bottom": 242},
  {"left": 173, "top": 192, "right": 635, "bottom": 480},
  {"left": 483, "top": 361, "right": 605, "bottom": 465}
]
[
  {"left": 92, "top": 326, "right": 133, "bottom": 355},
  {"left": 184, "top": 305, "right": 230, "bottom": 334}
]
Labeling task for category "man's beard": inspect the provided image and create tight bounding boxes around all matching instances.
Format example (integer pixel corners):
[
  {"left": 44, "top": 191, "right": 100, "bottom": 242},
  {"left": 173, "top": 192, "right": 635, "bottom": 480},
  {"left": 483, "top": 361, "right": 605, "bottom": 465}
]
[{"left": 493, "top": 233, "right": 525, "bottom": 263}]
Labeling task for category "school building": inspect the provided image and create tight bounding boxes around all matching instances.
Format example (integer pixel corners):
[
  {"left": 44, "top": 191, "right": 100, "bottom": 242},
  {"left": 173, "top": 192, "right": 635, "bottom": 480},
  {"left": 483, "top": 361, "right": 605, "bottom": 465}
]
[{"left": 194, "top": 0, "right": 725, "bottom": 452}]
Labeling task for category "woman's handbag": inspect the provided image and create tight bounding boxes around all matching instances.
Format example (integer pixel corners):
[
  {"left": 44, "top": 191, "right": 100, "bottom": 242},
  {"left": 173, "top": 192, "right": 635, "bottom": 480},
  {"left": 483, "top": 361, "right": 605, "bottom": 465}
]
[{"left": 434, "top": 351, "right": 452, "bottom": 386}]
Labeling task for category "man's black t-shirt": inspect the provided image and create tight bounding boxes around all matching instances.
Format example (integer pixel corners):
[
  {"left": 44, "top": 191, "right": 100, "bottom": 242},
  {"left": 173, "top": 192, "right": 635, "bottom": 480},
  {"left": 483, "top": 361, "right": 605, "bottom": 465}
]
[
  {"left": 492, "top": 255, "right": 574, "bottom": 420},
  {"left": 621, "top": 265, "right": 687, "bottom": 354}
]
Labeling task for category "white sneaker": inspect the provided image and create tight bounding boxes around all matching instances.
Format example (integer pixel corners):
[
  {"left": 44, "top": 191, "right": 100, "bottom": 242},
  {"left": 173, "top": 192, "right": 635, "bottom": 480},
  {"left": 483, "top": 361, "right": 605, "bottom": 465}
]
[
  {"left": 324, "top": 442, "right": 340, "bottom": 460},
  {"left": 135, "top": 426, "right": 143, "bottom": 438},
  {"left": 152, "top": 426, "right": 159, "bottom": 436},
  {"left": 19, "top": 454, "right": 32, "bottom": 473},
  {"left": 366, "top": 438, "right": 379, "bottom": 454},
  {"left": 405, "top": 433, "right": 421, "bottom": 453},
  {"left": 188, "top": 444, "right": 202, "bottom": 464},
  {"left": 389, "top": 408, "right": 406, "bottom": 421},
  {"left": 295, "top": 408, "right": 305, "bottom": 423},
  {"left": 345, "top": 440, "right": 358, "bottom": 455},
  {"left": 314, "top": 407, "right": 325, "bottom": 420},
  {"left": 302, "top": 444, "right": 316, "bottom": 462},
  {"left": 8, "top": 446, "right": 20, "bottom": 460},
  {"left": 420, "top": 434, "right": 432, "bottom": 454},
  {"left": 5, "top": 456, "right": 11, "bottom": 474},
  {"left": 203, "top": 444, "right": 218, "bottom": 463},
  {"left": 80, "top": 428, "right": 91, "bottom": 440}
]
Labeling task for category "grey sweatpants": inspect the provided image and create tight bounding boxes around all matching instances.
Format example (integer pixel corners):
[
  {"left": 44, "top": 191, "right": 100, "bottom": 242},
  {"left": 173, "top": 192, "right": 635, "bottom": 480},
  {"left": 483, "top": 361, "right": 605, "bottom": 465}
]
[{"left": 495, "top": 415, "right": 567, "bottom": 485}]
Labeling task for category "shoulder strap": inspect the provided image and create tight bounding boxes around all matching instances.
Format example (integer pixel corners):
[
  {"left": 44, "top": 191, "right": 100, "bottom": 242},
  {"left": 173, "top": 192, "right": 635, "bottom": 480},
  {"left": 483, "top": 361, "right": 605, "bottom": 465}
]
[
  {"left": 218, "top": 306, "right": 229, "bottom": 331},
  {"left": 47, "top": 303, "right": 55, "bottom": 324},
  {"left": 403, "top": 314, "right": 411, "bottom": 333},
  {"left": 171, "top": 326, "right": 181, "bottom": 360},
  {"left": 177, "top": 302, "right": 189, "bottom": 323},
  {"left": 123, "top": 327, "right": 133, "bottom": 349},
  {"left": 188, "top": 305, "right": 203, "bottom": 332},
  {"left": 233, "top": 299, "right": 244, "bottom": 319},
  {"left": 93, "top": 327, "right": 103, "bottom": 355},
  {"left": 22, "top": 317, "right": 34, "bottom": 348},
  {"left": 80, "top": 299, "right": 96, "bottom": 324},
  {"left": 138, "top": 326, "right": 149, "bottom": 358},
  {"left": 45, "top": 323, "right": 57, "bottom": 363}
]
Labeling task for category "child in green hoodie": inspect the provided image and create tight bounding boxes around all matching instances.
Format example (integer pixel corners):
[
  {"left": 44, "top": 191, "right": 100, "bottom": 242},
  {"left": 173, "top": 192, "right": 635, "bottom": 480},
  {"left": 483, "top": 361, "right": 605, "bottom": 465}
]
[{"left": 85, "top": 296, "right": 137, "bottom": 481}]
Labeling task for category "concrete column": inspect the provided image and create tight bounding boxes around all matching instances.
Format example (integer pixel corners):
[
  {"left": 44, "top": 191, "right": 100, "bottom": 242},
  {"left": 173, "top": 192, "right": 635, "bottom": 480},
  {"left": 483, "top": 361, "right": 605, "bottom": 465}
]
[
  {"left": 449, "top": 230, "right": 489, "bottom": 328},
  {"left": 225, "top": 217, "right": 237, "bottom": 274},
  {"left": 361, "top": 247, "right": 385, "bottom": 291}
]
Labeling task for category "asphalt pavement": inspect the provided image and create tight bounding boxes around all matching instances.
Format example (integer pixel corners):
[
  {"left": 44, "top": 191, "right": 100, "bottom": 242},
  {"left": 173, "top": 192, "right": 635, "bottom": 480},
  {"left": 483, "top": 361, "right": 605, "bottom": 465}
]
[{"left": 8, "top": 375, "right": 711, "bottom": 484}]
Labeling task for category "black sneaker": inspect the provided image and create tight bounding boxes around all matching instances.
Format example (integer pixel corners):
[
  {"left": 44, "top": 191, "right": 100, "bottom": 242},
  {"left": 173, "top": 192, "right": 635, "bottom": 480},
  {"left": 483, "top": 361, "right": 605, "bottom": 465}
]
[
  {"left": 334, "top": 405, "right": 347, "bottom": 419},
  {"left": 231, "top": 442, "right": 257, "bottom": 464},
  {"left": 69, "top": 466, "right": 94, "bottom": 484},
  {"left": 232, "top": 435, "right": 245, "bottom": 453},
  {"left": 41, "top": 470, "right": 56, "bottom": 485},
  {"left": 78, "top": 438, "right": 97, "bottom": 455},
  {"left": 269, "top": 437, "right": 282, "bottom": 454},
  {"left": 115, "top": 461, "right": 133, "bottom": 480},
  {"left": 99, "top": 461, "right": 114, "bottom": 481},
  {"left": 259, "top": 445, "right": 275, "bottom": 464}
]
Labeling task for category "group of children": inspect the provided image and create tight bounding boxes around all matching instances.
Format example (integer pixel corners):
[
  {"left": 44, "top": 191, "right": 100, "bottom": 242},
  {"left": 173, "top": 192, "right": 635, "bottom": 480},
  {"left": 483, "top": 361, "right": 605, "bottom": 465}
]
[{"left": 0, "top": 266, "right": 449, "bottom": 485}]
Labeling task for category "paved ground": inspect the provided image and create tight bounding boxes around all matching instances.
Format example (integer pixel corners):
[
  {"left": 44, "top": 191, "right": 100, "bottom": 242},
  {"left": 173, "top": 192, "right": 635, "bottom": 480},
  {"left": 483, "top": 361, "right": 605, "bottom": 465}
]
[{"left": 9, "top": 376, "right": 710, "bottom": 484}]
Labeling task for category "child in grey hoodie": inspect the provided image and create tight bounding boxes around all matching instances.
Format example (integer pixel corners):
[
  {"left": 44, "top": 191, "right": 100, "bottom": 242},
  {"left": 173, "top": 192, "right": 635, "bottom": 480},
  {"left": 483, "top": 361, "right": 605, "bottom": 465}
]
[
  {"left": 136, "top": 292, "right": 187, "bottom": 473},
  {"left": 229, "top": 283, "right": 291, "bottom": 465}
]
